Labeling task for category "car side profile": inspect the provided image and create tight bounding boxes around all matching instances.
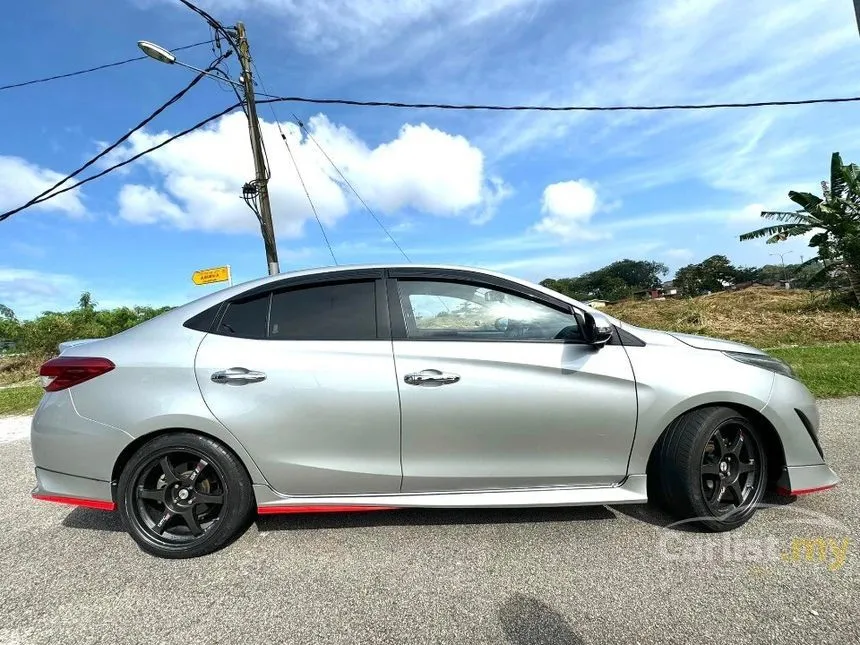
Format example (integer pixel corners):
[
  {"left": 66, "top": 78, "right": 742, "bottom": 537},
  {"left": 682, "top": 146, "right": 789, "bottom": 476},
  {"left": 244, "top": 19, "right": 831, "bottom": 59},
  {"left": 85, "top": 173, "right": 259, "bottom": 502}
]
[{"left": 31, "top": 265, "right": 839, "bottom": 558}]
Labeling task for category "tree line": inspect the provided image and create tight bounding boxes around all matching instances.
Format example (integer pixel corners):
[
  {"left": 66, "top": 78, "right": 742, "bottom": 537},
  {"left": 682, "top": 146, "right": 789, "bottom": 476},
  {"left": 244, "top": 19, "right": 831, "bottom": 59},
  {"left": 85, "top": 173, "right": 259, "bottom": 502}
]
[
  {"left": 540, "top": 256, "right": 831, "bottom": 303},
  {"left": 0, "top": 293, "right": 171, "bottom": 357}
]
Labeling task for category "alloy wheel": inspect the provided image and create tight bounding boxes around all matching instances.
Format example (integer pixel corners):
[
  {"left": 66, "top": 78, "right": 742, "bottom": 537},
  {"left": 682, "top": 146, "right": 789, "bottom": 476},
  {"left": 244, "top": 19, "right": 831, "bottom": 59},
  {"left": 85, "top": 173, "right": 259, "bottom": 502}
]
[
  {"left": 132, "top": 451, "right": 226, "bottom": 545},
  {"left": 700, "top": 421, "right": 763, "bottom": 516}
]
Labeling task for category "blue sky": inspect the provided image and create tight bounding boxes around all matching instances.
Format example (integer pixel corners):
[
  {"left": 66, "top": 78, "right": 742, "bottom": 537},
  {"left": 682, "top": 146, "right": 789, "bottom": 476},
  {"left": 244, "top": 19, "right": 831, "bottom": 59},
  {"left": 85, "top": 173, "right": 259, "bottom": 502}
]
[{"left": 3, "top": 0, "right": 860, "bottom": 318}]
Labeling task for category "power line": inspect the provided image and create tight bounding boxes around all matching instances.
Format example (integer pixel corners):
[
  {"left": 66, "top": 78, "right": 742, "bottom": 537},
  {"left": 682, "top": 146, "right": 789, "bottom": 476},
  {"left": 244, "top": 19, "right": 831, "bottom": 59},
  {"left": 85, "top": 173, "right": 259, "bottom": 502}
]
[
  {"left": 0, "top": 55, "right": 232, "bottom": 223},
  {"left": 252, "top": 65, "right": 337, "bottom": 265},
  {"left": 0, "top": 39, "right": 214, "bottom": 92},
  {"left": 282, "top": 132, "right": 338, "bottom": 266},
  {"left": 257, "top": 93, "right": 860, "bottom": 113},
  {"left": 176, "top": 0, "right": 235, "bottom": 45},
  {"left": 292, "top": 115, "right": 412, "bottom": 262},
  {"left": 0, "top": 102, "right": 241, "bottom": 221}
]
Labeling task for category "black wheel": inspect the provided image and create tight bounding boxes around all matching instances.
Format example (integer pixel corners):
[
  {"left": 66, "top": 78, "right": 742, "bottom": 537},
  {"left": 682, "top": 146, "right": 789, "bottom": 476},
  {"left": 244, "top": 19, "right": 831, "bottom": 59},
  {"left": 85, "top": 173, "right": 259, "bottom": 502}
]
[
  {"left": 117, "top": 432, "right": 254, "bottom": 558},
  {"left": 652, "top": 406, "right": 768, "bottom": 531}
]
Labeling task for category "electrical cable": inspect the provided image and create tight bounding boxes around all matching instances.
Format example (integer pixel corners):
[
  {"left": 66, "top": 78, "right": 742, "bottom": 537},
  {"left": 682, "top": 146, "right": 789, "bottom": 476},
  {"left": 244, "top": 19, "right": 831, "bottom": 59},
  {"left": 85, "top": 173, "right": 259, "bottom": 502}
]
[
  {"left": 0, "top": 39, "right": 214, "bottom": 92},
  {"left": 257, "top": 93, "right": 860, "bottom": 113},
  {"left": 292, "top": 115, "right": 412, "bottom": 262},
  {"left": 282, "top": 133, "right": 338, "bottom": 266},
  {"left": 0, "top": 101, "right": 241, "bottom": 222},
  {"left": 252, "top": 64, "right": 337, "bottom": 265},
  {"left": 176, "top": 0, "right": 237, "bottom": 48},
  {"left": 0, "top": 52, "right": 229, "bottom": 222}
]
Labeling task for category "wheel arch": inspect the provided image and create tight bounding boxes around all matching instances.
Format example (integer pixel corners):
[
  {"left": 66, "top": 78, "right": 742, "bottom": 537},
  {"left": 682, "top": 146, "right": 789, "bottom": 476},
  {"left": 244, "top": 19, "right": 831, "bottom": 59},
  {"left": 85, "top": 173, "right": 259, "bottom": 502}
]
[
  {"left": 646, "top": 402, "right": 787, "bottom": 487},
  {"left": 111, "top": 427, "right": 263, "bottom": 502}
]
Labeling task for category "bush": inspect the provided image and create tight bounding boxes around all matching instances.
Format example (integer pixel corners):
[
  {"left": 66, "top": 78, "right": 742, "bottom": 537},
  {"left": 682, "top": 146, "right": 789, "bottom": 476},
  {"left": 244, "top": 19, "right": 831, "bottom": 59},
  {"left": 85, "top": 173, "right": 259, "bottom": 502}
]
[{"left": 0, "top": 294, "right": 172, "bottom": 358}]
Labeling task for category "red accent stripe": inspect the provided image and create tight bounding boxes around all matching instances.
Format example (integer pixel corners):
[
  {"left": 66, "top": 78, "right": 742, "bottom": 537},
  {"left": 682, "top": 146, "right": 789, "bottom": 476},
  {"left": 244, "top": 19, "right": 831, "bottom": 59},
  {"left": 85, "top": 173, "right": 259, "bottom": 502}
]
[
  {"left": 257, "top": 505, "right": 396, "bottom": 515},
  {"left": 32, "top": 493, "right": 116, "bottom": 511},
  {"left": 775, "top": 483, "right": 837, "bottom": 497}
]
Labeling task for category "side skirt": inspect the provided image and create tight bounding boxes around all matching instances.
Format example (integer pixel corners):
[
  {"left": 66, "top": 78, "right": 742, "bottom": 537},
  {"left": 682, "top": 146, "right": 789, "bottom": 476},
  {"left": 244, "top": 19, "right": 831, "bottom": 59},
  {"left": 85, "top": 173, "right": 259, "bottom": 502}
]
[{"left": 254, "top": 475, "right": 648, "bottom": 514}]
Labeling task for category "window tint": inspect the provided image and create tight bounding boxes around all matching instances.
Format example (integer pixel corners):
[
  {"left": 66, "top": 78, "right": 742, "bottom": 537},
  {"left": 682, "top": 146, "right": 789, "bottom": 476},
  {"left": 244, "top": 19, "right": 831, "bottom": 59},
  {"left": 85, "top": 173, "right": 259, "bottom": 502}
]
[
  {"left": 217, "top": 295, "right": 270, "bottom": 339},
  {"left": 269, "top": 281, "right": 377, "bottom": 340},
  {"left": 184, "top": 304, "right": 222, "bottom": 333},
  {"left": 398, "top": 280, "right": 582, "bottom": 342}
]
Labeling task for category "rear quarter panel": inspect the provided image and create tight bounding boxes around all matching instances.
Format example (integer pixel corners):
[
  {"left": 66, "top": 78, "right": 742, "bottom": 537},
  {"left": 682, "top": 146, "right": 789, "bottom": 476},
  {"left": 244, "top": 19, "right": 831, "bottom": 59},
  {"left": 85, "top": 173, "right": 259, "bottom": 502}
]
[{"left": 63, "top": 320, "right": 268, "bottom": 485}]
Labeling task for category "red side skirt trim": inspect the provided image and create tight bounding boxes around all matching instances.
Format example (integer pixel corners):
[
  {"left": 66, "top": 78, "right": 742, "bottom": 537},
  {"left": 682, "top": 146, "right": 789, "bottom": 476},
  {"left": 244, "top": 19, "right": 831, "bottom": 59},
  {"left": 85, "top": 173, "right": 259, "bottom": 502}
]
[
  {"left": 775, "top": 483, "right": 837, "bottom": 497},
  {"left": 32, "top": 493, "right": 116, "bottom": 511},
  {"left": 257, "top": 505, "right": 396, "bottom": 515}
]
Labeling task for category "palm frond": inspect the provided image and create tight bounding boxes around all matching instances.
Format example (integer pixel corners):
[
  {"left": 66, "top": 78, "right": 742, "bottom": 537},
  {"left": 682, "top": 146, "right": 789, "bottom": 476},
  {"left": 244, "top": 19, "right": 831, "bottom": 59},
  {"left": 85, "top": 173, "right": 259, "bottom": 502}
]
[
  {"left": 759, "top": 210, "right": 810, "bottom": 223},
  {"left": 841, "top": 162, "right": 860, "bottom": 197},
  {"left": 797, "top": 255, "right": 823, "bottom": 270},
  {"left": 739, "top": 223, "right": 811, "bottom": 242},
  {"left": 788, "top": 191, "right": 823, "bottom": 212},
  {"left": 830, "top": 152, "right": 846, "bottom": 196}
]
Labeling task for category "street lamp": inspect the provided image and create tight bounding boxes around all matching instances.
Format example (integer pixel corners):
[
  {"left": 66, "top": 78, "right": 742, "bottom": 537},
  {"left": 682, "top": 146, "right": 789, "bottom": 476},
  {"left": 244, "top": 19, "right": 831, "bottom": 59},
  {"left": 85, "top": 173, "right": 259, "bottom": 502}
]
[
  {"left": 137, "top": 41, "right": 243, "bottom": 87},
  {"left": 136, "top": 34, "right": 280, "bottom": 276},
  {"left": 770, "top": 250, "right": 793, "bottom": 287}
]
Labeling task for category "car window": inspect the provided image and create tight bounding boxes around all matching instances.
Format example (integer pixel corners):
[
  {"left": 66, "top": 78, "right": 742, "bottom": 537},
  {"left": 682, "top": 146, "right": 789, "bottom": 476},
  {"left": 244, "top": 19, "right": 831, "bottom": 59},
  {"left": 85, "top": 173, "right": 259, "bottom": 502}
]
[
  {"left": 397, "top": 280, "right": 582, "bottom": 341},
  {"left": 269, "top": 281, "right": 377, "bottom": 340},
  {"left": 217, "top": 295, "right": 270, "bottom": 339}
]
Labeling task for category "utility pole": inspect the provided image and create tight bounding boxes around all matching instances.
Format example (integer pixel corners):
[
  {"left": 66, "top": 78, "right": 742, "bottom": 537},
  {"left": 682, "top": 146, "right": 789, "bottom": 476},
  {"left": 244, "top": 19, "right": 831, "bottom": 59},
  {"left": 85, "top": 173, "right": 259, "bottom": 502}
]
[
  {"left": 770, "top": 251, "right": 792, "bottom": 287},
  {"left": 235, "top": 22, "right": 280, "bottom": 275}
]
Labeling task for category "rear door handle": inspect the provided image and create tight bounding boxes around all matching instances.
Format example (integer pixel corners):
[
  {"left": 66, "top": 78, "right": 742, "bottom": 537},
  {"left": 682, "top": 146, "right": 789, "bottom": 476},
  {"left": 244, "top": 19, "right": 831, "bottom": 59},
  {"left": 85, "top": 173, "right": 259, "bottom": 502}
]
[
  {"left": 404, "top": 369, "right": 460, "bottom": 386},
  {"left": 211, "top": 367, "right": 267, "bottom": 385}
]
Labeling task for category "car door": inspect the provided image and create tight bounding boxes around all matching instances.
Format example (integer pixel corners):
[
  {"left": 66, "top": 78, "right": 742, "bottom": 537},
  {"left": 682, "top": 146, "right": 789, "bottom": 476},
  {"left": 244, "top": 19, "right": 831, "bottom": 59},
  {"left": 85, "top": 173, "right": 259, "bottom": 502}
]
[
  {"left": 388, "top": 270, "right": 638, "bottom": 493},
  {"left": 195, "top": 271, "right": 402, "bottom": 496}
]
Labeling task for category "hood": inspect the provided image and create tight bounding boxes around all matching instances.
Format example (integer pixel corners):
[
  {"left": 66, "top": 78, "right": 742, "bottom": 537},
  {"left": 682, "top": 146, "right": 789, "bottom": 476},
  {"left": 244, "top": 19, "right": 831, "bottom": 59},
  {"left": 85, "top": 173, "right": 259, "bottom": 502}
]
[{"left": 667, "top": 331, "right": 766, "bottom": 355}]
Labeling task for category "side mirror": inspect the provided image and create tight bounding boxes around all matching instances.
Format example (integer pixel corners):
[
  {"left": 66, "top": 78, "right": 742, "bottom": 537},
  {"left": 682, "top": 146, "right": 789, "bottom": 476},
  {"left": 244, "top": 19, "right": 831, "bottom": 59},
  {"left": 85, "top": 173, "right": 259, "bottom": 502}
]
[{"left": 582, "top": 311, "right": 613, "bottom": 346}]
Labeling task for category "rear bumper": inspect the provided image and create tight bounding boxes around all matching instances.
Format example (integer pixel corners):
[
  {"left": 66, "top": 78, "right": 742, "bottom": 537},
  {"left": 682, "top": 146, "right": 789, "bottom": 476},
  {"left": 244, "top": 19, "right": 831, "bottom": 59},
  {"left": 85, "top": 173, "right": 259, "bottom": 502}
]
[
  {"left": 32, "top": 467, "right": 115, "bottom": 511},
  {"left": 775, "top": 464, "right": 840, "bottom": 496}
]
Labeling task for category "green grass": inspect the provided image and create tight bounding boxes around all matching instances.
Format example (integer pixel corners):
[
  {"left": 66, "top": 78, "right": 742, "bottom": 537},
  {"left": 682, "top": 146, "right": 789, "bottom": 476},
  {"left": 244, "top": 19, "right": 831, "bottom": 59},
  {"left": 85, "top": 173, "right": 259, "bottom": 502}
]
[
  {"left": 770, "top": 344, "right": 860, "bottom": 398},
  {"left": 0, "top": 385, "right": 43, "bottom": 416}
]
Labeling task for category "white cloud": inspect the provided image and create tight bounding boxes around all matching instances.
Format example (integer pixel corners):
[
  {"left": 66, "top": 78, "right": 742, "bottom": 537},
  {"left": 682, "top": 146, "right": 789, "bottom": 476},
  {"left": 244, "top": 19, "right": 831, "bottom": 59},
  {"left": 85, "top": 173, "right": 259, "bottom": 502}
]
[
  {"left": 0, "top": 268, "right": 83, "bottom": 320},
  {"left": 534, "top": 179, "right": 607, "bottom": 240},
  {"left": 113, "top": 112, "right": 506, "bottom": 236},
  {"left": 664, "top": 248, "right": 694, "bottom": 263},
  {"left": 117, "top": 185, "right": 185, "bottom": 225},
  {"left": 482, "top": 0, "right": 860, "bottom": 167},
  {"left": 169, "top": 0, "right": 537, "bottom": 57},
  {"left": 0, "top": 156, "right": 85, "bottom": 218}
]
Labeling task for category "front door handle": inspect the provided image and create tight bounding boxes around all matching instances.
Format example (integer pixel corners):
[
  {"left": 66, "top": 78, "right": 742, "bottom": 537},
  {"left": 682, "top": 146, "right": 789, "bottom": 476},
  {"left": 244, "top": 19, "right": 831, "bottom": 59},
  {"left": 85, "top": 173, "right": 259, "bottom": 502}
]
[
  {"left": 211, "top": 367, "right": 267, "bottom": 385},
  {"left": 404, "top": 369, "right": 461, "bottom": 386}
]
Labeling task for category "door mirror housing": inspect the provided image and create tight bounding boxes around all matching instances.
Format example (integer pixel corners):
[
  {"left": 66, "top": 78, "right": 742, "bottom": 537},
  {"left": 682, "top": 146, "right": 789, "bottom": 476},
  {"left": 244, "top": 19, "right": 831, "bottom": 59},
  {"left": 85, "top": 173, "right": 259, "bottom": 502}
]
[{"left": 581, "top": 311, "right": 613, "bottom": 346}]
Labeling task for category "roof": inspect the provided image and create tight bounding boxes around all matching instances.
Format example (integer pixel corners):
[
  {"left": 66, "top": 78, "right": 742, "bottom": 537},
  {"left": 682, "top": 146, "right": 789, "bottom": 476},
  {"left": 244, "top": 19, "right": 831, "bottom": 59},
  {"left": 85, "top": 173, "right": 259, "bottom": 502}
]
[{"left": 165, "top": 263, "right": 617, "bottom": 325}]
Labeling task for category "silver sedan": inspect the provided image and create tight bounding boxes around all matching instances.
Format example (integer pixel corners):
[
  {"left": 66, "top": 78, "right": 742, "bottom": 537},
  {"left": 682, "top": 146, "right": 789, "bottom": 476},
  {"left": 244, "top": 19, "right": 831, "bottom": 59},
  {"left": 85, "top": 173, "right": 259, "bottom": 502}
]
[{"left": 31, "top": 265, "right": 839, "bottom": 558}]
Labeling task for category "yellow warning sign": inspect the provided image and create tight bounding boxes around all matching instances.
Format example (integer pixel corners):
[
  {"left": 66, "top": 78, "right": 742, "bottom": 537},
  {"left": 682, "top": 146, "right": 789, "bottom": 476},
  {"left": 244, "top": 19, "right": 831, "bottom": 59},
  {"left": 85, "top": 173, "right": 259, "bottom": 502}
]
[{"left": 192, "top": 266, "right": 231, "bottom": 285}]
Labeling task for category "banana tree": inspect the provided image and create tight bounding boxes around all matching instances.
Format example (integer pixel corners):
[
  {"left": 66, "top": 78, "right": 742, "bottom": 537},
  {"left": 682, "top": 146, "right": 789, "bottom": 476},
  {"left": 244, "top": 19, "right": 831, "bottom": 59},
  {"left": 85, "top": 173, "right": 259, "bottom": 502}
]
[{"left": 740, "top": 152, "right": 860, "bottom": 304}]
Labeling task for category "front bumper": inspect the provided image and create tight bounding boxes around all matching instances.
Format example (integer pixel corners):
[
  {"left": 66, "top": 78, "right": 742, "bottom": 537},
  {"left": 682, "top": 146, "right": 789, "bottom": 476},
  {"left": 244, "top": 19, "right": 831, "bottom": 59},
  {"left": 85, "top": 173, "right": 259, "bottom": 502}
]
[
  {"left": 775, "top": 464, "right": 840, "bottom": 496},
  {"left": 762, "top": 374, "right": 839, "bottom": 495}
]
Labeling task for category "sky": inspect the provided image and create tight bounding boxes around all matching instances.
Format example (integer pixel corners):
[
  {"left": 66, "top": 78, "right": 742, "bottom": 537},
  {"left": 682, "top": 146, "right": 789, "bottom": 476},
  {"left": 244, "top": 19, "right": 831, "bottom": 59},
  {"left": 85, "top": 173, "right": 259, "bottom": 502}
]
[{"left": 2, "top": 0, "right": 860, "bottom": 318}]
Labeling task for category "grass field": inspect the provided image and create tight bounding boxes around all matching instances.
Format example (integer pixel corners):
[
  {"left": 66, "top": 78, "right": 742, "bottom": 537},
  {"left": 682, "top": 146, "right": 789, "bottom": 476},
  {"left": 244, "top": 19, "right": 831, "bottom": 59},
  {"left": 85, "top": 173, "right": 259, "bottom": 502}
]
[
  {"left": 0, "top": 385, "right": 42, "bottom": 416},
  {"left": 605, "top": 286, "right": 860, "bottom": 348},
  {"left": 606, "top": 287, "right": 860, "bottom": 397},
  {"left": 769, "top": 344, "right": 860, "bottom": 398}
]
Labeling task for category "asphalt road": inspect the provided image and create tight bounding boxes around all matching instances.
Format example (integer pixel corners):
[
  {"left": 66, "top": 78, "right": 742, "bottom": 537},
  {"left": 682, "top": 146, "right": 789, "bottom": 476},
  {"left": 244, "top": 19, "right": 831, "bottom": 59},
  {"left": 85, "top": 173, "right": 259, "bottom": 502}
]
[{"left": 0, "top": 400, "right": 857, "bottom": 645}]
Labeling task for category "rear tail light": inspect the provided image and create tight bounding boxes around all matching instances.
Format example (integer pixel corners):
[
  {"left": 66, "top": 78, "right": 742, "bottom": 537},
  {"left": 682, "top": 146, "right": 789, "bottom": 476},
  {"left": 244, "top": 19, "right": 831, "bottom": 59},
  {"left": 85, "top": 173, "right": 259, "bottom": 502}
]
[{"left": 39, "top": 357, "right": 115, "bottom": 392}]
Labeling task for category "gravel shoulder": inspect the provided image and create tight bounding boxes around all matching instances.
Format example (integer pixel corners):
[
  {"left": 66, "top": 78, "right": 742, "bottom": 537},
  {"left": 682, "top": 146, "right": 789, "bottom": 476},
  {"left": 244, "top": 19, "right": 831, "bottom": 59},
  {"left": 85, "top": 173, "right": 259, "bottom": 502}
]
[{"left": 0, "top": 398, "right": 857, "bottom": 645}]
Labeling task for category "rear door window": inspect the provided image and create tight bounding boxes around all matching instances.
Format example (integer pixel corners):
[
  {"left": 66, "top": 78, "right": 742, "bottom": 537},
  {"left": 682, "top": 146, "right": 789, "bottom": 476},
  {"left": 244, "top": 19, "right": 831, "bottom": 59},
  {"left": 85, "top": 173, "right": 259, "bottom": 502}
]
[{"left": 268, "top": 281, "right": 377, "bottom": 340}]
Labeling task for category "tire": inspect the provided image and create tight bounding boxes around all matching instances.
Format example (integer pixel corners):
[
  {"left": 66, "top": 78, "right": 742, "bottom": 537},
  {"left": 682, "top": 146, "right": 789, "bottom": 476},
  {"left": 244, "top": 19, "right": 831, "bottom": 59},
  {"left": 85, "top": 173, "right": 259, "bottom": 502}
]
[
  {"left": 652, "top": 406, "right": 768, "bottom": 532},
  {"left": 117, "top": 432, "right": 254, "bottom": 558}
]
